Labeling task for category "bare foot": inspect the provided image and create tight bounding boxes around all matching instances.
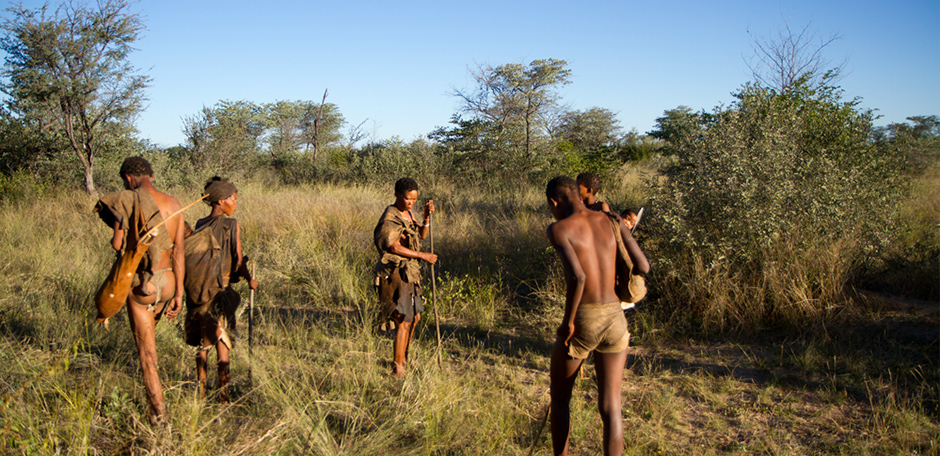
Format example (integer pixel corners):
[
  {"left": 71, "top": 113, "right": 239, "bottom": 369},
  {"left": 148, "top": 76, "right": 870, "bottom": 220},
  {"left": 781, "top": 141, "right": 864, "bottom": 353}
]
[{"left": 391, "top": 362, "right": 406, "bottom": 378}]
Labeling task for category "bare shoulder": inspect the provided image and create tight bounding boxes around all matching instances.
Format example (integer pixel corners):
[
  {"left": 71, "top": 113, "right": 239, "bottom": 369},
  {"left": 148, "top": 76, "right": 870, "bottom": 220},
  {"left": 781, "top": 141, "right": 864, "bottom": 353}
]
[
  {"left": 546, "top": 221, "right": 559, "bottom": 244},
  {"left": 150, "top": 188, "right": 182, "bottom": 211},
  {"left": 587, "top": 210, "right": 617, "bottom": 243},
  {"left": 592, "top": 208, "right": 619, "bottom": 226},
  {"left": 548, "top": 215, "right": 584, "bottom": 243},
  {"left": 546, "top": 219, "right": 572, "bottom": 244}
]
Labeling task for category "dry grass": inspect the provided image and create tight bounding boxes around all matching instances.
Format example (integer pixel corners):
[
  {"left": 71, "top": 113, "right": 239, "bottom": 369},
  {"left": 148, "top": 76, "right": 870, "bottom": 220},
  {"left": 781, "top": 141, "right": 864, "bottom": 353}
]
[{"left": 0, "top": 177, "right": 936, "bottom": 455}]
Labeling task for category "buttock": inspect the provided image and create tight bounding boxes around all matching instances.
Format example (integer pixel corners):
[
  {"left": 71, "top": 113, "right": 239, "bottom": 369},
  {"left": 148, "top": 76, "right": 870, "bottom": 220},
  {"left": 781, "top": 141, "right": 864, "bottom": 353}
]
[
  {"left": 132, "top": 267, "right": 174, "bottom": 311},
  {"left": 566, "top": 302, "right": 630, "bottom": 359}
]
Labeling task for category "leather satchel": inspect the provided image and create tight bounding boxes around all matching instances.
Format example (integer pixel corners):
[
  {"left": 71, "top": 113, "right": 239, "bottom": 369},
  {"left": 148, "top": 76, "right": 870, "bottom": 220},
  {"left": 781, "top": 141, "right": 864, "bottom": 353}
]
[{"left": 606, "top": 213, "right": 647, "bottom": 305}]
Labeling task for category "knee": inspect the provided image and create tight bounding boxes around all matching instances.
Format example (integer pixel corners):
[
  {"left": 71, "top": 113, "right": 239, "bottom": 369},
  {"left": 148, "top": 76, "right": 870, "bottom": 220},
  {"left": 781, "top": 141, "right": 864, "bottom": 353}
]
[
  {"left": 550, "top": 382, "right": 573, "bottom": 404},
  {"left": 413, "top": 313, "right": 421, "bottom": 324},
  {"left": 597, "top": 397, "right": 622, "bottom": 422}
]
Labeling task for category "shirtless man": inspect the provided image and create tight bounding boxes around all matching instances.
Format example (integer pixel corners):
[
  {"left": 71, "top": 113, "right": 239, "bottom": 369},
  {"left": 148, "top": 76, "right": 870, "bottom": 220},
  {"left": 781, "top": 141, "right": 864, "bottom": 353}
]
[
  {"left": 545, "top": 176, "right": 649, "bottom": 456},
  {"left": 96, "top": 157, "right": 185, "bottom": 422}
]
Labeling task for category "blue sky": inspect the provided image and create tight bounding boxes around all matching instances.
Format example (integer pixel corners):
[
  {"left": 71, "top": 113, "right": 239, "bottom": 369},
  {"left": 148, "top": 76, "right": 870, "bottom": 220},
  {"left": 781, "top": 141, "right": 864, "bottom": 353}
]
[{"left": 10, "top": 0, "right": 940, "bottom": 148}]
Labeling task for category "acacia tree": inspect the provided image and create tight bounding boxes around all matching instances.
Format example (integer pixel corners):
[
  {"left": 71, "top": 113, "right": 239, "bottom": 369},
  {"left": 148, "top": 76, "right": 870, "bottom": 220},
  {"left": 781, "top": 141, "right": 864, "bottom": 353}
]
[
  {"left": 265, "top": 100, "right": 303, "bottom": 161},
  {"left": 453, "top": 59, "right": 571, "bottom": 160},
  {"left": 555, "top": 107, "right": 622, "bottom": 152},
  {"left": 265, "top": 97, "right": 345, "bottom": 160},
  {"left": 297, "top": 98, "right": 345, "bottom": 159},
  {"left": 0, "top": 0, "right": 149, "bottom": 194},
  {"left": 182, "top": 100, "right": 265, "bottom": 176},
  {"left": 648, "top": 105, "right": 711, "bottom": 156}
]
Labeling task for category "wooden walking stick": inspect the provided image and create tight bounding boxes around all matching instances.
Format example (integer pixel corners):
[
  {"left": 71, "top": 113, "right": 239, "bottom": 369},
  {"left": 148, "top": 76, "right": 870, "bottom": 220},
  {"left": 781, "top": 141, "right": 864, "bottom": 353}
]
[
  {"left": 429, "top": 213, "right": 442, "bottom": 368},
  {"left": 248, "top": 262, "right": 255, "bottom": 380},
  {"left": 528, "top": 402, "right": 551, "bottom": 456}
]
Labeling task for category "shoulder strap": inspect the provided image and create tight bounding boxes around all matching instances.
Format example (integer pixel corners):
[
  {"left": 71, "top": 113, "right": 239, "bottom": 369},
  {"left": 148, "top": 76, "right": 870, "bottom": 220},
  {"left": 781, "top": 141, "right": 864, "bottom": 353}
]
[{"left": 606, "top": 213, "right": 634, "bottom": 271}]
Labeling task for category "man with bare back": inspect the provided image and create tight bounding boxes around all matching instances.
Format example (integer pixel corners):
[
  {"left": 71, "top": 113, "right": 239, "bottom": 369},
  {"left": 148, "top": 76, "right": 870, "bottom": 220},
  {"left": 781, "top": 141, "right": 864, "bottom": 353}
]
[
  {"left": 373, "top": 177, "right": 436, "bottom": 378},
  {"left": 95, "top": 157, "right": 185, "bottom": 423},
  {"left": 545, "top": 175, "right": 649, "bottom": 456}
]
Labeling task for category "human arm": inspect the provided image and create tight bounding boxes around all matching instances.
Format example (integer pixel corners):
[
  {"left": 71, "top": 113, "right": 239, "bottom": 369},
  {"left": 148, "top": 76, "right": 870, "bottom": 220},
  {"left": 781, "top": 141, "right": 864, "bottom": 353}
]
[
  {"left": 547, "top": 223, "right": 586, "bottom": 347},
  {"left": 165, "top": 212, "right": 185, "bottom": 320},
  {"left": 388, "top": 237, "right": 437, "bottom": 264},
  {"left": 417, "top": 199, "right": 435, "bottom": 240},
  {"left": 233, "top": 221, "right": 258, "bottom": 290},
  {"left": 111, "top": 221, "right": 124, "bottom": 251},
  {"left": 619, "top": 219, "right": 650, "bottom": 275}
]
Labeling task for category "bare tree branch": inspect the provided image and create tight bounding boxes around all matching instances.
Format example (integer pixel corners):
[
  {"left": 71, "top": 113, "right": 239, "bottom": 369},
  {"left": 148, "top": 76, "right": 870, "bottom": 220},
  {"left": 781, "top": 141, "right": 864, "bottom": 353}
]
[{"left": 745, "top": 20, "right": 846, "bottom": 93}]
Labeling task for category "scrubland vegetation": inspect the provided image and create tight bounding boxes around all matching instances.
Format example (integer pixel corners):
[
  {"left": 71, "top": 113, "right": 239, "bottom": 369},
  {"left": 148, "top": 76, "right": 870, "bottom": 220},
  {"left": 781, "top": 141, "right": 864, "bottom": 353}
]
[
  {"left": 0, "top": 146, "right": 937, "bottom": 454},
  {"left": 0, "top": 1, "right": 938, "bottom": 454}
]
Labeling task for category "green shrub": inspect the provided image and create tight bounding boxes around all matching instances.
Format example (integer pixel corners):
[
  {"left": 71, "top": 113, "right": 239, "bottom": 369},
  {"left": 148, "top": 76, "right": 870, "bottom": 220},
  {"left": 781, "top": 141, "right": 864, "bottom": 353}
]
[{"left": 647, "top": 76, "right": 904, "bottom": 332}]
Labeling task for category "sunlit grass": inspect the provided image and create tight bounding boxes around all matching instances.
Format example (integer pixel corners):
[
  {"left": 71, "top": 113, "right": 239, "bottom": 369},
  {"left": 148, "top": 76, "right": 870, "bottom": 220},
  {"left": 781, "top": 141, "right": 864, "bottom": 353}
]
[{"left": 0, "top": 176, "right": 936, "bottom": 454}]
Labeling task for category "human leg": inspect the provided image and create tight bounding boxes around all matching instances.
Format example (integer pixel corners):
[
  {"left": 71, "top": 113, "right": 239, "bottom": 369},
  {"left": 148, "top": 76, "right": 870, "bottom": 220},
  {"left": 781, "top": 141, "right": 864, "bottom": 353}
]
[
  {"left": 550, "top": 339, "right": 585, "bottom": 456},
  {"left": 126, "top": 299, "right": 166, "bottom": 420},
  {"left": 195, "top": 348, "right": 208, "bottom": 396},
  {"left": 392, "top": 313, "right": 410, "bottom": 378},
  {"left": 217, "top": 338, "right": 231, "bottom": 403},
  {"left": 126, "top": 273, "right": 177, "bottom": 420},
  {"left": 594, "top": 348, "right": 628, "bottom": 456},
  {"left": 405, "top": 312, "right": 420, "bottom": 360}
]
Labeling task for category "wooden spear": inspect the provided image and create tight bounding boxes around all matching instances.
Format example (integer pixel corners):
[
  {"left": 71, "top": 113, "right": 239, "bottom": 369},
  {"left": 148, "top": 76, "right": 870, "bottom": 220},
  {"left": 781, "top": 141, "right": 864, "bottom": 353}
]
[
  {"left": 429, "top": 213, "right": 442, "bottom": 368},
  {"left": 248, "top": 262, "right": 255, "bottom": 381}
]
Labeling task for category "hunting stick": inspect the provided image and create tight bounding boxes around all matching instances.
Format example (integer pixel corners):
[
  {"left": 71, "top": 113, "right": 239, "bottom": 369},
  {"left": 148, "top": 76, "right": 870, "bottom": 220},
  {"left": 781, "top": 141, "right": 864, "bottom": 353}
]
[
  {"left": 141, "top": 194, "right": 208, "bottom": 239},
  {"left": 429, "top": 213, "right": 442, "bottom": 368},
  {"left": 249, "top": 262, "right": 255, "bottom": 382},
  {"left": 528, "top": 403, "right": 551, "bottom": 456}
]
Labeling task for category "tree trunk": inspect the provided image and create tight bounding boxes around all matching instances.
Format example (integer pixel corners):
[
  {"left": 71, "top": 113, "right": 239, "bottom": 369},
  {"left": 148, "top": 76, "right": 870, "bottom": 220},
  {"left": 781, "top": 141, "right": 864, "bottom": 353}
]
[{"left": 83, "top": 161, "right": 97, "bottom": 195}]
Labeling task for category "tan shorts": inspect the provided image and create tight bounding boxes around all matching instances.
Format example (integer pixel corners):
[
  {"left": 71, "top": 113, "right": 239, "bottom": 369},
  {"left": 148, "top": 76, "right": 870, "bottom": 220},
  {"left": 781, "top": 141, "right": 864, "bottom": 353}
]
[{"left": 566, "top": 302, "right": 630, "bottom": 359}]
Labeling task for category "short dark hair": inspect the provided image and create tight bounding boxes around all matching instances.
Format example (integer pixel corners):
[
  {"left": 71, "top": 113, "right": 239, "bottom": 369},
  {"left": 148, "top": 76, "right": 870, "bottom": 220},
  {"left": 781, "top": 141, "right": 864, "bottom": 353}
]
[
  {"left": 576, "top": 172, "right": 601, "bottom": 193},
  {"left": 119, "top": 157, "right": 153, "bottom": 177},
  {"left": 394, "top": 177, "right": 419, "bottom": 195},
  {"left": 546, "top": 175, "right": 578, "bottom": 201}
]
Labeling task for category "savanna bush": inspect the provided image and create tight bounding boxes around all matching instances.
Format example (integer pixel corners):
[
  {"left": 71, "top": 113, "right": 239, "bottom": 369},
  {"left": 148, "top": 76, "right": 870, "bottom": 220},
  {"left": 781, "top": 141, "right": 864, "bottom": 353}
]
[
  {"left": 647, "top": 76, "right": 904, "bottom": 332},
  {"left": 351, "top": 137, "right": 454, "bottom": 186}
]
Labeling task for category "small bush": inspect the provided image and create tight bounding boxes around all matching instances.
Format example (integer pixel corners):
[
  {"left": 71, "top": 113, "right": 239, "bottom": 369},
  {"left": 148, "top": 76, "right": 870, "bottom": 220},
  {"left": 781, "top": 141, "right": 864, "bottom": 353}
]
[{"left": 647, "top": 76, "right": 904, "bottom": 332}]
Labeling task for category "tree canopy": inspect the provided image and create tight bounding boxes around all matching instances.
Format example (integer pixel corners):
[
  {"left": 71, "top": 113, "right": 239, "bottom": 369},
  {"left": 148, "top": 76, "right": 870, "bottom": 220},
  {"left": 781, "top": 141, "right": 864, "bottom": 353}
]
[
  {"left": 0, "top": 0, "right": 149, "bottom": 194},
  {"left": 181, "top": 99, "right": 346, "bottom": 176},
  {"left": 452, "top": 59, "right": 572, "bottom": 160}
]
